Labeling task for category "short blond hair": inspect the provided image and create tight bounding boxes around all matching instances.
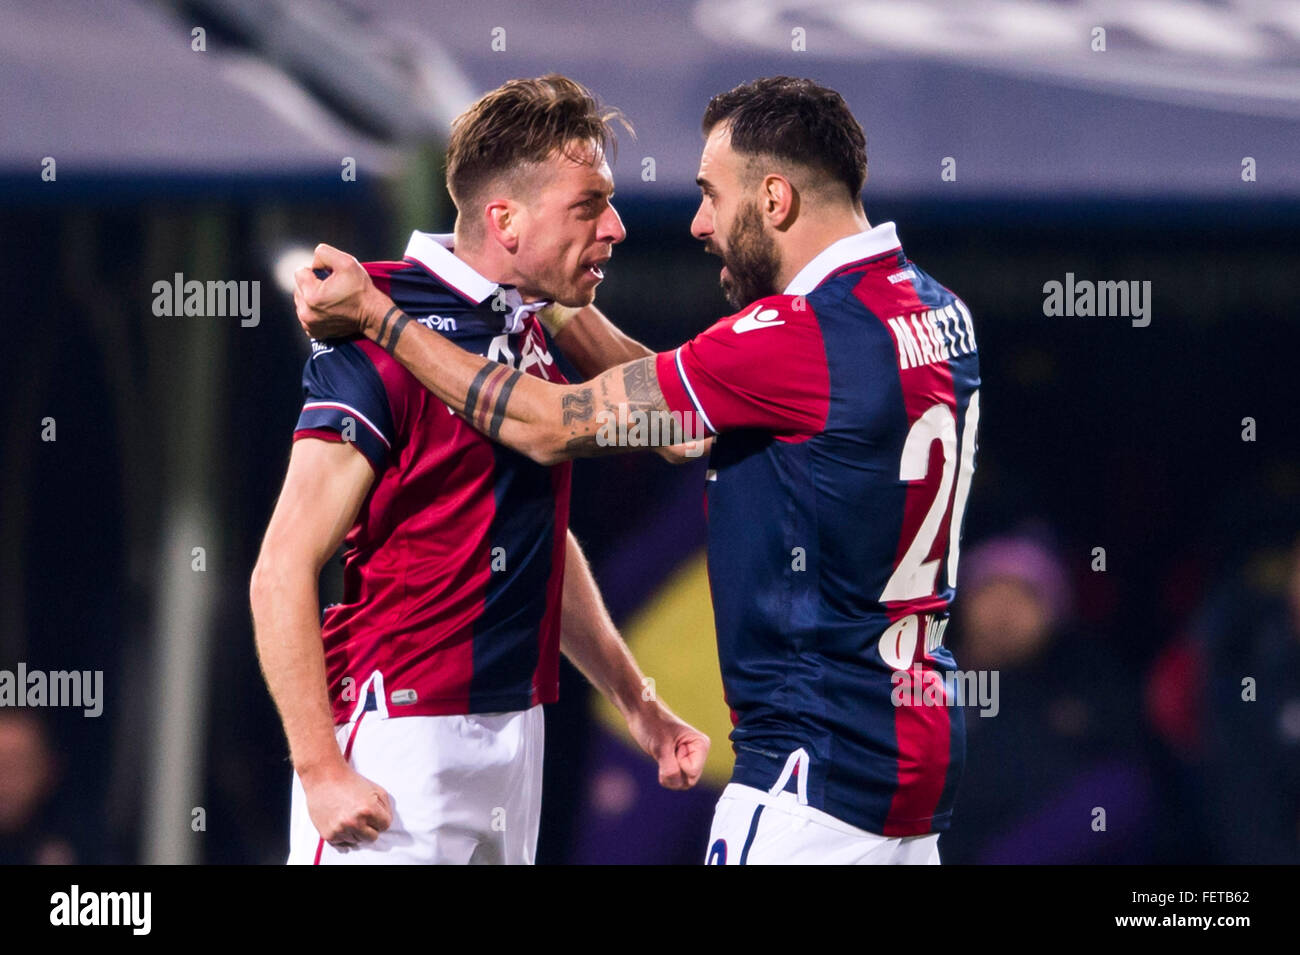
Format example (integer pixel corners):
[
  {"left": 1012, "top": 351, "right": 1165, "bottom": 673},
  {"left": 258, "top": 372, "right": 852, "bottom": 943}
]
[{"left": 446, "top": 74, "right": 629, "bottom": 232}]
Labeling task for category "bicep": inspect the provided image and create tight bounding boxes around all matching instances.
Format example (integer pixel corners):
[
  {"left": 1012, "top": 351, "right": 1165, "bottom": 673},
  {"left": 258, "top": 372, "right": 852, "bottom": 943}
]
[{"left": 259, "top": 437, "right": 376, "bottom": 571}]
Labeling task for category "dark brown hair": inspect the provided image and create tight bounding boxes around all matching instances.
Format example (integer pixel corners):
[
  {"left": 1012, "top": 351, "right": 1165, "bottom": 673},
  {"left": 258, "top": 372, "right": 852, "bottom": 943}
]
[
  {"left": 446, "top": 74, "right": 628, "bottom": 222},
  {"left": 702, "top": 76, "right": 867, "bottom": 200}
]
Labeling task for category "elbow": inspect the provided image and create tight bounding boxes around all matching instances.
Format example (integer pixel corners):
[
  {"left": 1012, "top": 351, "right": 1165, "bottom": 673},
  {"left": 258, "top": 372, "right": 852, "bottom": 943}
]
[
  {"left": 525, "top": 436, "right": 574, "bottom": 467},
  {"left": 529, "top": 450, "right": 566, "bottom": 468},
  {"left": 249, "top": 556, "right": 275, "bottom": 622},
  {"left": 516, "top": 423, "right": 579, "bottom": 467},
  {"left": 249, "top": 549, "right": 303, "bottom": 623}
]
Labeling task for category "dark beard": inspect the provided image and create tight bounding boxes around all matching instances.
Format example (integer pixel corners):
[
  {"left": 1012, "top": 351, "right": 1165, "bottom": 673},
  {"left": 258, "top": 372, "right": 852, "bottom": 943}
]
[{"left": 718, "top": 200, "right": 780, "bottom": 309}]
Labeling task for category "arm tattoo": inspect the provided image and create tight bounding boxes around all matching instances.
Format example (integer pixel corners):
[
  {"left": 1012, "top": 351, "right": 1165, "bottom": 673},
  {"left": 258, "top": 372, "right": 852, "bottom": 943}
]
[
  {"left": 382, "top": 313, "right": 410, "bottom": 356},
  {"left": 463, "top": 363, "right": 497, "bottom": 424},
  {"left": 375, "top": 305, "right": 410, "bottom": 354},
  {"left": 562, "top": 389, "right": 594, "bottom": 425},
  {"left": 598, "top": 375, "right": 617, "bottom": 416},
  {"left": 622, "top": 357, "right": 666, "bottom": 410},
  {"left": 462, "top": 363, "right": 520, "bottom": 436},
  {"left": 376, "top": 304, "right": 399, "bottom": 341},
  {"left": 488, "top": 369, "right": 522, "bottom": 440}
]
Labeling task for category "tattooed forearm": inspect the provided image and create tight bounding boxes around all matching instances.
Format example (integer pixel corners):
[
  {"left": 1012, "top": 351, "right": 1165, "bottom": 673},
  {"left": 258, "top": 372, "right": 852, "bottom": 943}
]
[
  {"left": 561, "top": 389, "right": 594, "bottom": 425},
  {"left": 439, "top": 352, "right": 678, "bottom": 464},
  {"left": 599, "top": 375, "right": 617, "bottom": 417}
]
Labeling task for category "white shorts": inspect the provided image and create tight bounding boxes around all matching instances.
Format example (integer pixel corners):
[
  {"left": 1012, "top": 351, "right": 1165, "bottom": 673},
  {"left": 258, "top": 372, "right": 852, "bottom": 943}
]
[
  {"left": 287, "top": 680, "right": 544, "bottom": 865},
  {"left": 706, "top": 782, "right": 942, "bottom": 865}
]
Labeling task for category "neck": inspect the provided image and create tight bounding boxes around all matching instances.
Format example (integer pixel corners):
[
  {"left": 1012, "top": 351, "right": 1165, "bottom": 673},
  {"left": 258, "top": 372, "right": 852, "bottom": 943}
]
[
  {"left": 450, "top": 227, "right": 509, "bottom": 285},
  {"left": 774, "top": 203, "right": 872, "bottom": 294},
  {"left": 450, "top": 226, "right": 545, "bottom": 301}
]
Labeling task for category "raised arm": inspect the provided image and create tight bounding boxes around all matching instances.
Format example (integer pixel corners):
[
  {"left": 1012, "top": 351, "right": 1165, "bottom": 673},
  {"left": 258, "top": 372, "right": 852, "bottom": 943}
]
[{"left": 295, "top": 245, "right": 703, "bottom": 466}]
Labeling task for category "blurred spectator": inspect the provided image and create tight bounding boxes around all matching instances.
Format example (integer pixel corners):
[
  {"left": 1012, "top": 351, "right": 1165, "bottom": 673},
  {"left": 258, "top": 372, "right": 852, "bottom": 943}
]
[
  {"left": 1174, "top": 531, "right": 1300, "bottom": 864},
  {"left": 0, "top": 711, "right": 78, "bottom": 864},
  {"left": 939, "top": 532, "right": 1154, "bottom": 863}
]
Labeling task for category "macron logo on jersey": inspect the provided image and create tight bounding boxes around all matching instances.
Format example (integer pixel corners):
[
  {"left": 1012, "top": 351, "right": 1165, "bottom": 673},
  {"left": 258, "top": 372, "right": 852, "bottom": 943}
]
[{"left": 733, "top": 306, "right": 785, "bottom": 334}]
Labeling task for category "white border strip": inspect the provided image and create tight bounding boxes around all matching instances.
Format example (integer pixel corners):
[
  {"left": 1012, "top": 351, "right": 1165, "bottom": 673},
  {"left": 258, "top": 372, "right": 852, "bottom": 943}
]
[
  {"left": 301, "top": 401, "right": 391, "bottom": 450},
  {"left": 674, "top": 348, "right": 717, "bottom": 435}
]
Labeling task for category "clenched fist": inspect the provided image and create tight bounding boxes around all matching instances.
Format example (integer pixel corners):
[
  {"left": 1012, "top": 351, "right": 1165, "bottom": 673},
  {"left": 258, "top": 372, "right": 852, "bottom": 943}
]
[
  {"left": 293, "top": 243, "right": 391, "bottom": 341},
  {"left": 302, "top": 763, "right": 393, "bottom": 851}
]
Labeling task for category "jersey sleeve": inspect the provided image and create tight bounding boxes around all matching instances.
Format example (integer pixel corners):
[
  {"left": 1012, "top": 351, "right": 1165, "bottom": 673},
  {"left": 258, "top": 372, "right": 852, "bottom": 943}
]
[
  {"left": 293, "top": 341, "right": 396, "bottom": 473},
  {"left": 654, "top": 295, "right": 831, "bottom": 436}
]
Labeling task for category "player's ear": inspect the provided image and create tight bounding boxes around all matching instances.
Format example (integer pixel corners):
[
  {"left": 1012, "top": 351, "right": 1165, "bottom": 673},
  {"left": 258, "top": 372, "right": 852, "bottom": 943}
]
[
  {"left": 485, "top": 199, "right": 519, "bottom": 252},
  {"left": 763, "top": 174, "right": 797, "bottom": 228}
]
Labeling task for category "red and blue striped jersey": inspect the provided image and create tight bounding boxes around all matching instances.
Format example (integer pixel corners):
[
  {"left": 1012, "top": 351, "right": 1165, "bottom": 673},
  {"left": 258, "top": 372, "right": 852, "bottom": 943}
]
[
  {"left": 655, "top": 222, "right": 980, "bottom": 836},
  {"left": 294, "top": 231, "right": 570, "bottom": 724}
]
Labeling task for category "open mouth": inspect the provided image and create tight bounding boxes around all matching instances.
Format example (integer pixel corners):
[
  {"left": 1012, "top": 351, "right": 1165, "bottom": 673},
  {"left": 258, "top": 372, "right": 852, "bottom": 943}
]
[{"left": 583, "top": 258, "right": 609, "bottom": 281}]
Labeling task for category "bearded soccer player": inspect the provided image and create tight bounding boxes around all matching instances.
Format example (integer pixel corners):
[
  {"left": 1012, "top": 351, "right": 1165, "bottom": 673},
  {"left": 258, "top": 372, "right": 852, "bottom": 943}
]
[
  {"left": 295, "top": 77, "right": 980, "bottom": 865},
  {"left": 250, "top": 75, "right": 708, "bottom": 865}
]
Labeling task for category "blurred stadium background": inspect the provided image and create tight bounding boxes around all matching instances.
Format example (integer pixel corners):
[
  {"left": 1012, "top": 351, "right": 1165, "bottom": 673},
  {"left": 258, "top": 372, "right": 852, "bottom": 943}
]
[{"left": 2, "top": 0, "right": 1299, "bottom": 864}]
